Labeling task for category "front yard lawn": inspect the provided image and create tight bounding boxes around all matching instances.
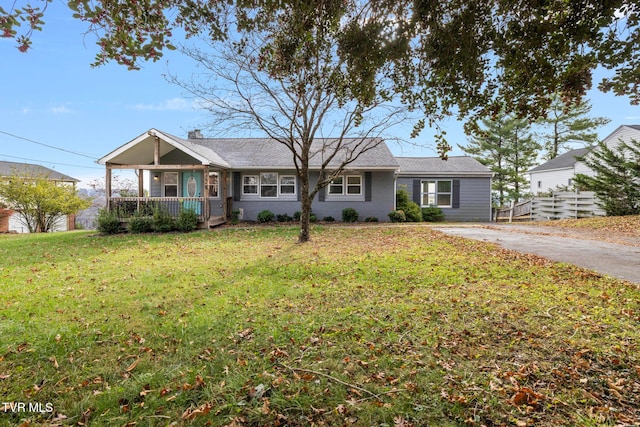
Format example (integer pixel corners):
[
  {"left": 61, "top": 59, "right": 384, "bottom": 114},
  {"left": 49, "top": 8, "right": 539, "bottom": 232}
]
[{"left": 1, "top": 226, "right": 638, "bottom": 426}]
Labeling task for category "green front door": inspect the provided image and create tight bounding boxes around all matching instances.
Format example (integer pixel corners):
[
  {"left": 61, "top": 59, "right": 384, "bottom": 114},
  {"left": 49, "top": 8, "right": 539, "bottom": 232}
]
[{"left": 182, "top": 171, "right": 203, "bottom": 214}]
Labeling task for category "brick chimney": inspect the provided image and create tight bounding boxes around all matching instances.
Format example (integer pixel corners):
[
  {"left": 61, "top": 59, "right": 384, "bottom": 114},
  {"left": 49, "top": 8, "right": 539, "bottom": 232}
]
[{"left": 188, "top": 129, "right": 203, "bottom": 139}]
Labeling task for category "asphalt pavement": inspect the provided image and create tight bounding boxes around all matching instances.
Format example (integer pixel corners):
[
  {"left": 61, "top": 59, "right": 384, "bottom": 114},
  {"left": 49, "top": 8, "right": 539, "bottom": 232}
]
[{"left": 435, "top": 224, "right": 640, "bottom": 284}]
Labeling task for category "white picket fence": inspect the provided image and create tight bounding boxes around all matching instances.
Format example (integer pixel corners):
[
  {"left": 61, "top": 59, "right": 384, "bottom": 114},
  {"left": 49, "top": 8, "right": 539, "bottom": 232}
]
[{"left": 496, "top": 192, "right": 605, "bottom": 222}]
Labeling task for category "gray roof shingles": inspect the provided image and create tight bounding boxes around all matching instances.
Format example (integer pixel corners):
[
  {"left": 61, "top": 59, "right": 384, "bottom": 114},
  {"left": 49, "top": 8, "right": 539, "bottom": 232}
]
[
  {"left": 181, "top": 137, "right": 399, "bottom": 169},
  {"left": 528, "top": 148, "right": 590, "bottom": 173},
  {"left": 395, "top": 156, "right": 492, "bottom": 175},
  {"left": 0, "top": 160, "right": 79, "bottom": 182}
]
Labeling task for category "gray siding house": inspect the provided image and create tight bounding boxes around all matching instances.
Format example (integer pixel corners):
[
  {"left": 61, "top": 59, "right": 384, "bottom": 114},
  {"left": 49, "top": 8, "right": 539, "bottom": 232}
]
[
  {"left": 98, "top": 129, "right": 492, "bottom": 224},
  {"left": 395, "top": 157, "right": 493, "bottom": 221}
]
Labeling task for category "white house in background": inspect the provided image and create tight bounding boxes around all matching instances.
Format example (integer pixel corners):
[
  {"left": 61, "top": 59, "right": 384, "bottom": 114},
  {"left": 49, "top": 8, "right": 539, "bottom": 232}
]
[
  {"left": 528, "top": 147, "right": 592, "bottom": 194},
  {"left": 0, "top": 160, "right": 80, "bottom": 233},
  {"left": 529, "top": 124, "right": 640, "bottom": 195}
]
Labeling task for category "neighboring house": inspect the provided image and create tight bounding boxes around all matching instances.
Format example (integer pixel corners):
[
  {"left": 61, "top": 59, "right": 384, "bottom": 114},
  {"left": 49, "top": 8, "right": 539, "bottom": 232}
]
[
  {"left": 529, "top": 124, "right": 640, "bottom": 194},
  {"left": 97, "top": 129, "right": 493, "bottom": 224},
  {"left": 528, "top": 148, "right": 592, "bottom": 195},
  {"left": 395, "top": 157, "right": 493, "bottom": 221},
  {"left": 0, "top": 160, "right": 80, "bottom": 233}
]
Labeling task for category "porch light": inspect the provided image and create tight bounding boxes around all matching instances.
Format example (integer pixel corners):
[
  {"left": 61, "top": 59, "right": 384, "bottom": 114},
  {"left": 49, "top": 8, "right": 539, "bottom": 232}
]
[{"left": 153, "top": 174, "right": 160, "bottom": 181}]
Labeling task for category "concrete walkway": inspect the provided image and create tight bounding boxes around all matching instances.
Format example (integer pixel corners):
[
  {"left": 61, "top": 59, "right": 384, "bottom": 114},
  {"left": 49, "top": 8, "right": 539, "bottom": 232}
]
[{"left": 435, "top": 224, "right": 640, "bottom": 284}]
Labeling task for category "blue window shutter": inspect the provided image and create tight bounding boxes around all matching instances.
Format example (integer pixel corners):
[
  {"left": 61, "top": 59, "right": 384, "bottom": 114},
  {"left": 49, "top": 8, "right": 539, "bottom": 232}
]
[
  {"left": 412, "top": 180, "right": 421, "bottom": 205},
  {"left": 233, "top": 172, "right": 241, "bottom": 201},
  {"left": 364, "top": 172, "right": 372, "bottom": 202},
  {"left": 318, "top": 173, "right": 325, "bottom": 202},
  {"left": 452, "top": 180, "right": 460, "bottom": 208}
]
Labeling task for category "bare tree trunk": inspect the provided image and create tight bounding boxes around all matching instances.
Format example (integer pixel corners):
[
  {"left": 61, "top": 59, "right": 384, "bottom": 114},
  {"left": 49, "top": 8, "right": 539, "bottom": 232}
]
[{"left": 298, "top": 163, "right": 311, "bottom": 243}]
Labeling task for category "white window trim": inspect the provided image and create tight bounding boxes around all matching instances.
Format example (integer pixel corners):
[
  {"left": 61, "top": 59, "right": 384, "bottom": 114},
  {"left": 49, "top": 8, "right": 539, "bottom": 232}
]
[
  {"left": 243, "top": 175, "right": 259, "bottom": 195},
  {"left": 328, "top": 174, "right": 362, "bottom": 196},
  {"left": 279, "top": 175, "right": 296, "bottom": 196},
  {"left": 164, "top": 172, "right": 179, "bottom": 197},
  {"left": 346, "top": 175, "right": 362, "bottom": 195},
  {"left": 208, "top": 171, "right": 220, "bottom": 199},
  {"left": 260, "top": 172, "right": 278, "bottom": 198},
  {"left": 421, "top": 179, "right": 452, "bottom": 208}
]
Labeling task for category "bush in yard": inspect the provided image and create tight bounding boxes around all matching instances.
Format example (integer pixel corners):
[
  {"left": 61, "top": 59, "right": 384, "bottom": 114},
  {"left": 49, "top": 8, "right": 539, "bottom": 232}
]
[
  {"left": 276, "top": 213, "right": 293, "bottom": 222},
  {"left": 364, "top": 216, "right": 378, "bottom": 222},
  {"left": 152, "top": 207, "right": 175, "bottom": 232},
  {"left": 293, "top": 211, "right": 301, "bottom": 221},
  {"left": 402, "top": 201, "right": 422, "bottom": 222},
  {"left": 95, "top": 208, "right": 123, "bottom": 234},
  {"left": 310, "top": 213, "right": 317, "bottom": 222},
  {"left": 231, "top": 210, "right": 241, "bottom": 225},
  {"left": 176, "top": 208, "right": 198, "bottom": 232},
  {"left": 422, "top": 206, "right": 445, "bottom": 222},
  {"left": 396, "top": 189, "right": 422, "bottom": 222},
  {"left": 257, "top": 210, "right": 275, "bottom": 223},
  {"left": 388, "top": 210, "right": 406, "bottom": 222},
  {"left": 342, "top": 207, "right": 359, "bottom": 222},
  {"left": 322, "top": 216, "right": 335, "bottom": 222},
  {"left": 128, "top": 212, "right": 153, "bottom": 233}
]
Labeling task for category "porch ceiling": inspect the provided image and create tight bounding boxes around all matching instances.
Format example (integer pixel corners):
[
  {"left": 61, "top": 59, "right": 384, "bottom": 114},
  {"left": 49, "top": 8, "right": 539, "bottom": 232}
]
[{"left": 109, "top": 134, "right": 177, "bottom": 165}]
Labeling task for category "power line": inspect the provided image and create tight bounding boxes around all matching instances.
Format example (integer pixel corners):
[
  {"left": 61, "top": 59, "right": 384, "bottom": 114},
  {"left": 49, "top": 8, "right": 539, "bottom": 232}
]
[
  {"left": 0, "top": 130, "right": 100, "bottom": 159},
  {"left": 0, "top": 153, "right": 103, "bottom": 170}
]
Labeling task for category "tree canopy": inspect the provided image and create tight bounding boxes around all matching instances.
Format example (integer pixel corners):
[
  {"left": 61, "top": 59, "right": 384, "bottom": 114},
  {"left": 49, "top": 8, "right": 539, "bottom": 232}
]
[{"left": 3, "top": 1, "right": 640, "bottom": 143}]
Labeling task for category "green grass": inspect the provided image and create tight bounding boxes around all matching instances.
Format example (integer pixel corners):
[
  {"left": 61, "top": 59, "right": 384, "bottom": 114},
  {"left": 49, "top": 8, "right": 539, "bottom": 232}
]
[{"left": 1, "top": 226, "right": 639, "bottom": 426}]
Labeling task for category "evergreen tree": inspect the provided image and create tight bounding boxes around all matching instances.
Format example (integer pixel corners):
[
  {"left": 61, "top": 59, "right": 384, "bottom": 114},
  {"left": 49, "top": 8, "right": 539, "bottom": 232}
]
[
  {"left": 463, "top": 112, "right": 540, "bottom": 205},
  {"left": 574, "top": 139, "right": 640, "bottom": 216},
  {"left": 536, "top": 95, "right": 610, "bottom": 160},
  {"left": 505, "top": 119, "right": 539, "bottom": 202}
]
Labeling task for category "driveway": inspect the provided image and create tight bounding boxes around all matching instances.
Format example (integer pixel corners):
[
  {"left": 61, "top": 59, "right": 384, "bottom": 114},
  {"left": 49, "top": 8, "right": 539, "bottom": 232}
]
[{"left": 435, "top": 223, "right": 640, "bottom": 283}]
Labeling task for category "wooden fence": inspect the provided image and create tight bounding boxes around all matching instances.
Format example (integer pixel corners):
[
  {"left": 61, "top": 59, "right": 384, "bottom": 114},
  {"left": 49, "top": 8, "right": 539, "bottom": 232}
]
[{"left": 495, "top": 192, "right": 605, "bottom": 222}]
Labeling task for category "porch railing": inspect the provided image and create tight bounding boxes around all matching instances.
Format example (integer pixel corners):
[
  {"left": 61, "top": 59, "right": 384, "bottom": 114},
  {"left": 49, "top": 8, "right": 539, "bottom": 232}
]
[{"left": 108, "top": 197, "right": 206, "bottom": 221}]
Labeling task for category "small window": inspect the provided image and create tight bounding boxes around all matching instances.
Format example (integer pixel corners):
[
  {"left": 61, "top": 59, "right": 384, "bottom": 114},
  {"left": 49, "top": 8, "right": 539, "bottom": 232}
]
[
  {"left": 260, "top": 173, "right": 278, "bottom": 198},
  {"left": 164, "top": 172, "right": 178, "bottom": 197},
  {"left": 329, "top": 176, "right": 344, "bottom": 194},
  {"left": 346, "top": 175, "right": 362, "bottom": 195},
  {"left": 568, "top": 178, "right": 573, "bottom": 186},
  {"left": 243, "top": 175, "right": 258, "bottom": 195},
  {"left": 537, "top": 181, "right": 542, "bottom": 188},
  {"left": 421, "top": 180, "right": 451, "bottom": 208},
  {"left": 280, "top": 175, "right": 296, "bottom": 195},
  {"left": 208, "top": 172, "right": 219, "bottom": 198}
]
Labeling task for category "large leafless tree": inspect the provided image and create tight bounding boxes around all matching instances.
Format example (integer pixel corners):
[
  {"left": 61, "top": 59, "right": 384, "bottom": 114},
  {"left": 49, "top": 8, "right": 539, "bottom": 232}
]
[{"left": 170, "top": 3, "right": 407, "bottom": 242}]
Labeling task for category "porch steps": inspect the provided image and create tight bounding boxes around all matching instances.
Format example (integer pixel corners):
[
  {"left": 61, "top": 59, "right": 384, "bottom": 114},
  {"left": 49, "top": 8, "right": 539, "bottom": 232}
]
[{"left": 208, "top": 216, "right": 226, "bottom": 228}]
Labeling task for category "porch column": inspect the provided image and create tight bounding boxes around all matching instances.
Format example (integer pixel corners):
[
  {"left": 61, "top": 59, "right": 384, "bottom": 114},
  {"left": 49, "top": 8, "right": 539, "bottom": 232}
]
[
  {"left": 106, "top": 165, "right": 112, "bottom": 211},
  {"left": 204, "top": 165, "right": 210, "bottom": 221},
  {"left": 222, "top": 169, "right": 229, "bottom": 220},
  {"left": 137, "top": 169, "right": 144, "bottom": 212}
]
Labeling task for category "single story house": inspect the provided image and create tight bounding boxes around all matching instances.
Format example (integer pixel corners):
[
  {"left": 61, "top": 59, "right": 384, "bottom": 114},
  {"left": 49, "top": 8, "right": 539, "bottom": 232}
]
[
  {"left": 97, "top": 129, "right": 493, "bottom": 224},
  {"left": 0, "top": 160, "right": 80, "bottom": 233},
  {"left": 395, "top": 156, "right": 494, "bottom": 221},
  {"left": 529, "top": 124, "right": 640, "bottom": 194}
]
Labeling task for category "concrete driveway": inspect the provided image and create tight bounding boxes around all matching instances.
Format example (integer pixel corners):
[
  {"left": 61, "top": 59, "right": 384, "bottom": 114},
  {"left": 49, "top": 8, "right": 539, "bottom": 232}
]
[{"left": 435, "top": 224, "right": 640, "bottom": 283}]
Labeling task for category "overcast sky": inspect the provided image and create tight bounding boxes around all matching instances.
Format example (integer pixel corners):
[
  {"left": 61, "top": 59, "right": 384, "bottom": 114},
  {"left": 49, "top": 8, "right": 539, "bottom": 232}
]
[{"left": 1, "top": 1, "right": 639, "bottom": 187}]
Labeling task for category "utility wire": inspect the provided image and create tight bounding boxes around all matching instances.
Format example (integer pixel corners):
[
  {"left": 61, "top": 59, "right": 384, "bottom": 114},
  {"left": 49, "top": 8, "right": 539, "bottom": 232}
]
[
  {"left": 0, "top": 154, "right": 103, "bottom": 169},
  {"left": 0, "top": 130, "right": 100, "bottom": 159}
]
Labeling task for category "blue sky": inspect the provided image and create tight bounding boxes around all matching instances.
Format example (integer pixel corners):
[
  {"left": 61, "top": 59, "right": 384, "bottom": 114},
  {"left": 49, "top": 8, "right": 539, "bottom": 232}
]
[{"left": 1, "top": 2, "right": 639, "bottom": 187}]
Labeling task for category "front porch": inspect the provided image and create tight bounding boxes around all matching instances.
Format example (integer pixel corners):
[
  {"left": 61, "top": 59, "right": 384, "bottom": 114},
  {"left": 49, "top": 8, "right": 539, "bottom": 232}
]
[{"left": 99, "top": 129, "right": 231, "bottom": 228}]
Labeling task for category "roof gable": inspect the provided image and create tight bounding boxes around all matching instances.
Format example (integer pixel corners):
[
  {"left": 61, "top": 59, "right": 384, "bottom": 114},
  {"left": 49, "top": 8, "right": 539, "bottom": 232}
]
[
  {"left": 528, "top": 148, "right": 590, "bottom": 173},
  {"left": 99, "top": 129, "right": 398, "bottom": 170},
  {"left": 0, "top": 160, "right": 79, "bottom": 182},
  {"left": 97, "top": 129, "right": 230, "bottom": 168}
]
